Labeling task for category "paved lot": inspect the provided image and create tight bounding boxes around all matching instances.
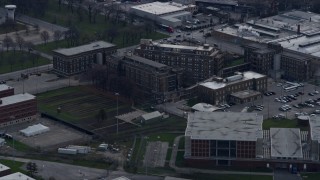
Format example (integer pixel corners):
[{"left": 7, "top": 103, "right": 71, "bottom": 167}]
[
  {"left": 274, "top": 170, "right": 302, "bottom": 180},
  {"left": 1, "top": 117, "right": 90, "bottom": 150},
  {"left": 228, "top": 79, "right": 320, "bottom": 119},
  {"left": 144, "top": 141, "right": 168, "bottom": 168}
]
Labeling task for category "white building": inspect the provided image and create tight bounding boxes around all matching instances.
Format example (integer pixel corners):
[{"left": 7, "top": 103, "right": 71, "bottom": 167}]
[
  {"left": 130, "top": 1, "right": 193, "bottom": 27},
  {"left": 0, "top": 172, "right": 35, "bottom": 180}
]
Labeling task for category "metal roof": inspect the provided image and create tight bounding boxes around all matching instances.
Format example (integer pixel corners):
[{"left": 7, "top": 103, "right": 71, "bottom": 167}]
[
  {"left": 270, "top": 128, "right": 303, "bottom": 159},
  {"left": 0, "top": 84, "right": 13, "bottom": 92},
  {"left": 141, "top": 111, "right": 162, "bottom": 121},
  {"left": 0, "top": 172, "right": 35, "bottom": 180},
  {"left": 125, "top": 55, "right": 168, "bottom": 69},
  {"left": 185, "top": 112, "right": 263, "bottom": 141}
]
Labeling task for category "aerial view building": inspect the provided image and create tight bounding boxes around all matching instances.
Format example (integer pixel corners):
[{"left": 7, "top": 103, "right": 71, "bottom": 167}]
[
  {"left": 0, "top": 84, "right": 14, "bottom": 98},
  {"left": 197, "top": 71, "right": 267, "bottom": 105},
  {"left": 135, "top": 39, "right": 224, "bottom": 83},
  {"left": 52, "top": 41, "right": 117, "bottom": 76},
  {"left": 0, "top": 93, "right": 37, "bottom": 127}
]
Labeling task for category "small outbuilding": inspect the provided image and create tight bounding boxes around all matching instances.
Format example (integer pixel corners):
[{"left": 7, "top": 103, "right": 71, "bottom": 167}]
[
  {"left": 20, "top": 123, "right": 50, "bottom": 137},
  {"left": 140, "top": 111, "right": 162, "bottom": 124},
  {"left": 0, "top": 138, "right": 5, "bottom": 147}
]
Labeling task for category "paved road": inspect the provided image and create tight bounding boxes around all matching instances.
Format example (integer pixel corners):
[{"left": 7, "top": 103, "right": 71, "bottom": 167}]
[{"left": 274, "top": 170, "right": 302, "bottom": 180}]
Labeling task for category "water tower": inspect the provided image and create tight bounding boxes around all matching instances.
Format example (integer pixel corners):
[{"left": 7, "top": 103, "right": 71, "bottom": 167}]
[{"left": 5, "top": 5, "right": 17, "bottom": 21}]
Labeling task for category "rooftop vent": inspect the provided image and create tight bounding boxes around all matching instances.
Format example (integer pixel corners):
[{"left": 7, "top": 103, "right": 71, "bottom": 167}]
[{"left": 203, "top": 44, "right": 210, "bottom": 49}]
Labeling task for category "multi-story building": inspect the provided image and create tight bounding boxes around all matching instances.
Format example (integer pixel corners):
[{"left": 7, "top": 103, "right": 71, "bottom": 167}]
[
  {"left": 184, "top": 112, "right": 320, "bottom": 170},
  {"left": 185, "top": 112, "right": 263, "bottom": 166},
  {"left": 197, "top": 71, "right": 267, "bottom": 105},
  {"left": 52, "top": 41, "right": 117, "bottom": 76},
  {"left": 106, "top": 54, "right": 183, "bottom": 100},
  {"left": 134, "top": 39, "right": 224, "bottom": 83},
  {"left": 244, "top": 43, "right": 313, "bottom": 81},
  {"left": 0, "top": 84, "right": 14, "bottom": 98},
  {"left": 0, "top": 93, "right": 37, "bottom": 127}
]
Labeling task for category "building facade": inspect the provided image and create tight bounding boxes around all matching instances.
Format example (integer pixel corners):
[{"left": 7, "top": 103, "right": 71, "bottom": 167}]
[
  {"left": 134, "top": 39, "right": 224, "bottom": 83},
  {"left": 185, "top": 112, "right": 263, "bottom": 166},
  {"left": 0, "top": 93, "right": 37, "bottom": 127},
  {"left": 53, "top": 41, "right": 117, "bottom": 76},
  {"left": 106, "top": 54, "right": 183, "bottom": 101},
  {"left": 197, "top": 71, "right": 267, "bottom": 105},
  {"left": 0, "top": 84, "right": 14, "bottom": 98}
]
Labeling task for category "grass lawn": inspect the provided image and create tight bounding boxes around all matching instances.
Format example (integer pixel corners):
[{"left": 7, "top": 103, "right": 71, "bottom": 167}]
[
  {"left": 0, "top": 22, "right": 26, "bottom": 34},
  {"left": 148, "top": 133, "right": 181, "bottom": 146},
  {"left": 301, "top": 173, "right": 320, "bottom": 180},
  {"left": 175, "top": 151, "right": 185, "bottom": 167},
  {"left": 182, "top": 173, "right": 273, "bottom": 180},
  {"left": 226, "top": 58, "right": 245, "bottom": 67},
  {"left": 0, "top": 159, "right": 25, "bottom": 173},
  {"left": 6, "top": 139, "right": 34, "bottom": 152},
  {"left": 263, "top": 118, "right": 308, "bottom": 130},
  {"left": 0, "top": 51, "right": 51, "bottom": 74},
  {"left": 166, "top": 148, "right": 172, "bottom": 161},
  {"left": 178, "top": 137, "right": 185, "bottom": 149},
  {"left": 33, "top": 0, "right": 169, "bottom": 54}
]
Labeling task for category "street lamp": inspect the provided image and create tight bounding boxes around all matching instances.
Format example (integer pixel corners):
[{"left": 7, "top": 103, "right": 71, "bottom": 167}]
[{"left": 115, "top": 92, "right": 119, "bottom": 134}]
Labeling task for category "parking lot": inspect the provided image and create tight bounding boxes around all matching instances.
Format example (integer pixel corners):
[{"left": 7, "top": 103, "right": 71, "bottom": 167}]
[{"left": 228, "top": 79, "right": 320, "bottom": 120}]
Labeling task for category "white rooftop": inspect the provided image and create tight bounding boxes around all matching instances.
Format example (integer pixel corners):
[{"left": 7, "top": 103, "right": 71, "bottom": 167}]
[
  {"left": 0, "top": 93, "right": 35, "bottom": 107},
  {"left": 191, "top": 103, "right": 222, "bottom": 112},
  {"left": 131, "top": 2, "right": 184, "bottom": 15},
  {"left": 0, "top": 172, "right": 35, "bottom": 180},
  {"left": 309, "top": 115, "right": 320, "bottom": 143},
  {"left": 270, "top": 128, "right": 303, "bottom": 159},
  {"left": 0, "top": 163, "right": 10, "bottom": 172},
  {"left": 185, "top": 112, "right": 263, "bottom": 141},
  {"left": 141, "top": 111, "right": 162, "bottom": 121},
  {"left": 112, "top": 176, "right": 131, "bottom": 180},
  {"left": 53, "top": 41, "right": 116, "bottom": 56},
  {"left": 200, "top": 71, "right": 265, "bottom": 90},
  {"left": 0, "top": 84, "right": 13, "bottom": 91}
]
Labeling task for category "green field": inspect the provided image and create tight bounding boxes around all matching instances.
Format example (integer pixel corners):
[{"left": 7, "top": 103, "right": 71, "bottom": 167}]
[
  {"left": 0, "top": 51, "right": 51, "bottom": 74},
  {"left": 0, "top": 159, "right": 26, "bottom": 173},
  {"left": 0, "top": 22, "right": 26, "bottom": 34},
  {"left": 33, "top": 0, "right": 168, "bottom": 54},
  {"left": 301, "top": 173, "right": 320, "bottom": 180},
  {"left": 263, "top": 118, "right": 308, "bottom": 130},
  {"left": 6, "top": 139, "right": 34, "bottom": 152}
]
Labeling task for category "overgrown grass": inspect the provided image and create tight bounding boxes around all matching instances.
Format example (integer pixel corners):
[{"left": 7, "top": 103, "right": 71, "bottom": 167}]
[
  {"left": 166, "top": 148, "right": 172, "bottom": 161},
  {"left": 0, "top": 51, "right": 50, "bottom": 74},
  {"left": 178, "top": 137, "right": 185, "bottom": 149},
  {"left": 6, "top": 139, "right": 34, "bottom": 152},
  {"left": 0, "top": 159, "right": 25, "bottom": 173},
  {"left": 263, "top": 118, "right": 308, "bottom": 130},
  {"left": 175, "top": 151, "right": 185, "bottom": 167}
]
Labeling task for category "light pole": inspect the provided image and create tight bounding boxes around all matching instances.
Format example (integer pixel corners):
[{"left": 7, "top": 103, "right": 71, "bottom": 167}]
[{"left": 115, "top": 92, "right": 119, "bottom": 134}]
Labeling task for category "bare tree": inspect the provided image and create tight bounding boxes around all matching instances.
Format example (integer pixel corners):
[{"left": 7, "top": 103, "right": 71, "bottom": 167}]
[
  {"left": 2, "top": 36, "right": 13, "bottom": 52},
  {"left": 53, "top": 30, "right": 63, "bottom": 47},
  {"left": 15, "top": 35, "right": 25, "bottom": 50},
  {"left": 40, "top": 30, "right": 50, "bottom": 44},
  {"left": 25, "top": 41, "right": 35, "bottom": 53}
]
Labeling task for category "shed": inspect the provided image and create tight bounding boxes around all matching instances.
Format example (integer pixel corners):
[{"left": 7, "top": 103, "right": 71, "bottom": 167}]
[
  {"left": 20, "top": 124, "right": 50, "bottom": 137},
  {"left": 141, "top": 111, "right": 162, "bottom": 124}
]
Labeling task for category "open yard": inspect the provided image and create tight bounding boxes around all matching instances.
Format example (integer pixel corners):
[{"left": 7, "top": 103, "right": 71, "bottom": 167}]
[
  {"left": 263, "top": 118, "right": 308, "bottom": 130},
  {"left": 0, "top": 51, "right": 50, "bottom": 74},
  {"left": 37, "top": 86, "right": 133, "bottom": 133},
  {"left": 33, "top": 0, "right": 168, "bottom": 54}
]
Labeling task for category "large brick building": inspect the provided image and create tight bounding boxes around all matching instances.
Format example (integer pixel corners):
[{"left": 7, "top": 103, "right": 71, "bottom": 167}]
[
  {"left": 0, "top": 84, "right": 14, "bottom": 98},
  {"left": 53, "top": 41, "right": 117, "bottom": 76},
  {"left": 0, "top": 93, "right": 37, "bottom": 127},
  {"left": 106, "top": 54, "right": 183, "bottom": 101},
  {"left": 134, "top": 39, "right": 224, "bottom": 83},
  {"left": 197, "top": 71, "right": 267, "bottom": 105}
]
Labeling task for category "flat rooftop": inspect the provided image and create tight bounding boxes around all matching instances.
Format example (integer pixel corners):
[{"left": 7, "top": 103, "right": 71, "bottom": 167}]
[
  {"left": 154, "top": 42, "right": 214, "bottom": 52},
  {"left": 185, "top": 112, "right": 263, "bottom": 141},
  {"left": 0, "top": 93, "right": 35, "bottom": 107},
  {"left": 200, "top": 71, "right": 265, "bottom": 90},
  {"left": 195, "top": 0, "right": 238, "bottom": 6},
  {"left": 191, "top": 103, "right": 222, "bottom": 112},
  {"left": 0, "top": 84, "right": 13, "bottom": 91},
  {"left": 53, "top": 41, "right": 116, "bottom": 56},
  {"left": 125, "top": 55, "right": 168, "bottom": 69},
  {"left": 231, "top": 90, "right": 261, "bottom": 99},
  {"left": 0, "top": 172, "right": 35, "bottom": 180},
  {"left": 270, "top": 128, "right": 303, "bottom": 159},
  {"left": 131, "top": 2, "right": 184, "bottom": 15},
  {"left": 309, "top": 115, "right": 320, "bottom": 143}
]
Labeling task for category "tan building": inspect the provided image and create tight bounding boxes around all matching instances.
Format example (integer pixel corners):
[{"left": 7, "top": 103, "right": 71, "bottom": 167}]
[
  {"left": 197, "top": 71, "right": 267, "bottom": 105},
  {"left": 134, "top": 39, "right": 224, "bottom": 83}
]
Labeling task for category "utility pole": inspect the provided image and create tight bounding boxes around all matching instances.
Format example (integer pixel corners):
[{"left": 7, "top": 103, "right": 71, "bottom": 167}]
[{"left": 115, "top": 92, "right": 119, "bottom": 134}]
